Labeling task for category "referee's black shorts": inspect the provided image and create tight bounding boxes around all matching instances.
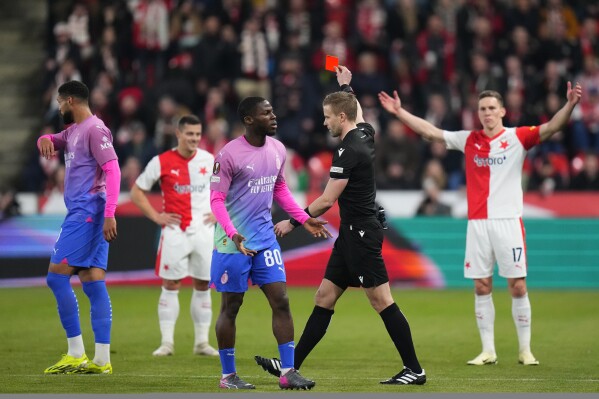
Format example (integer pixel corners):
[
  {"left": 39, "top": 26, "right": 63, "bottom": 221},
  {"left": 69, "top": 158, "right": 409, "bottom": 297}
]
[{"left": 324, "top": 218, "right": 389, "bottom": 289}]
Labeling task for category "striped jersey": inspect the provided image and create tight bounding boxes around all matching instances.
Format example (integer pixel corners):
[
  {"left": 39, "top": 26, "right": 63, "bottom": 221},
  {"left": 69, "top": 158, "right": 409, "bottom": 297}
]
[
  {"left": 135, "top": 148, "right": 214, "bottom": 231},
  {"left": 443, "top": 126, "right": 540, "bottom": 219}
]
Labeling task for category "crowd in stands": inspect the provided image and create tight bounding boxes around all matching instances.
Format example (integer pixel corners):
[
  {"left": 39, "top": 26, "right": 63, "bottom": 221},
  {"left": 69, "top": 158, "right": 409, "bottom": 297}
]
[{"left": 20, "top": 0, "right": 599, "bottom": 202}]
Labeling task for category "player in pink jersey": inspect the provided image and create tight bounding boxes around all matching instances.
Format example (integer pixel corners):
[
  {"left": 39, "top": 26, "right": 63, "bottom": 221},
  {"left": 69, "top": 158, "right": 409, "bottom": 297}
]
[
  {"left": 37, "top": 81, "right": 120, "bottom": 375},
  {"left": 210, "top": 97, "right": 330, "bottom": 390},
  {"left": 379, "top": 82, "right": 582, "bottom": 366},
  {"left": 131, "top": 115, "right": 218, "bottom": 357}
]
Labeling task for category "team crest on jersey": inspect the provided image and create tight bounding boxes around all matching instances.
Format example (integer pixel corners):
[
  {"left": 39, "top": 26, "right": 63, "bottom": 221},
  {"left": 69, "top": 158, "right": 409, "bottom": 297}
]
[
  {"left": 499, "top": 140, "right": 509, "bottom": 149},
  {"left": 199, "top": 166, "right": 208, "bottom": 176},
  {"left": 221, "top": 271, "right": 228, "bottom": 284},
  {"left": 222, "top": 238, "right": 227, "bottom": 245},
  {"left": 213, "top": 162, "right": 220, "bottom": 174}
]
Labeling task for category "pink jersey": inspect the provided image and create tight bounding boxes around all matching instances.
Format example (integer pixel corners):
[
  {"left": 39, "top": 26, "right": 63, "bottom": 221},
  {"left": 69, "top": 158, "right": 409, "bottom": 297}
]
[
  {"left": 135, "top": 148, "right": 214, "bottom": 231},
  {"left": 444, "top": 126, "right": 541, "bottom": 219},
  {"left": 50, "top": 115, "right": 117, "bottom": 222}
]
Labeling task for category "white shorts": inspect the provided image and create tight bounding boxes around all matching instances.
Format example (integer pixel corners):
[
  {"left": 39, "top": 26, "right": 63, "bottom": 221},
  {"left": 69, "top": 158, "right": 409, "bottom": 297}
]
[
  {"left": 464, "top": 218, "right": 528, "bottom": 279},
  {"left": 155, "top": 224, "right": 214, "bottom": 281}
]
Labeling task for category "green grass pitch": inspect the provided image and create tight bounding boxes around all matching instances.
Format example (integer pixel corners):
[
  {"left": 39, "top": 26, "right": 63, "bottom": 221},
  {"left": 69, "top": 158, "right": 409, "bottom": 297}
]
[{"left": 1, "top": 286, "right": 597, "bottom": 393}]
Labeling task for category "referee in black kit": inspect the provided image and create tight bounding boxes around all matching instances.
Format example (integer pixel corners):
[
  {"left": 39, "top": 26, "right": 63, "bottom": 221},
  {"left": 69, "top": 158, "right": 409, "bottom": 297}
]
[{"left": 255, "top": 65, "right": 426, "bottom": 386}]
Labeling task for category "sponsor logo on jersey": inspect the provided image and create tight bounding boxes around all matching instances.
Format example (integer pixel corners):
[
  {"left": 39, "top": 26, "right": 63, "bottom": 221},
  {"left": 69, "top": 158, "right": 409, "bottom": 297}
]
[
  {"left": 473, "top": 154, "right": 507, "bottom": 167},
  {"left": 338, "top": 148, "right": 345, "bottom": 156},
  {"left": 248, "top": 175, "right": 278, "bottom": 194},
  {"left": 213, "top": 162, "right": 220, "bottom": 174},
  {"left": 359, "top": 230, "right": 365, "bottom": 237},
  {"left": 210, "top": 176, "right": 220, "bottom": 183},
  {"left": 173, "top": 183, "right": 207, "bottom": 193},
  {"left": 221, "top": 271, "right": 228, "bottom": 284},
  {"left": 330, "top": 166, "right": 343, "bottom": 173}
]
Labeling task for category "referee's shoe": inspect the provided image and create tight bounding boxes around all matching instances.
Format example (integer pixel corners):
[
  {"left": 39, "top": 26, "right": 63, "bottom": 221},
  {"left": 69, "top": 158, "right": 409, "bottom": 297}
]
[
  {"left": 254, "top": 355, "right": 282, "bottom": 377},
  {"left": 380, "top": 367, "right": 427, "bottom": 385}
]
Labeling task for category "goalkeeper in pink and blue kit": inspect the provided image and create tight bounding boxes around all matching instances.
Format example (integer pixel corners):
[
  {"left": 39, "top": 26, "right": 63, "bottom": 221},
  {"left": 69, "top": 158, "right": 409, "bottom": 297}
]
[
  {"left": 209, "top": 97, "right": 331, "bottom": 390},
  {"left": 37, "top": 81, "right": 120, "bottom": 375}
]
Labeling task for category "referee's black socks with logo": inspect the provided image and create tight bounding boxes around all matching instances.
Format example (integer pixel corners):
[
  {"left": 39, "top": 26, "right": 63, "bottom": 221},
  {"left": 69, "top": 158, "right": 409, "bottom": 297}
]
[
  {"left": 294, "top": 306, "right": 334, "bottom": 370},
  {"left": 380, "top": 303, "right": 422, "bottom": 373}
]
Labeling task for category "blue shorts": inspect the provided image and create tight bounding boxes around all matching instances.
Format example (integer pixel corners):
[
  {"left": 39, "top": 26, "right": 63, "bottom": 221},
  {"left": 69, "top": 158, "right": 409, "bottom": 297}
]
[
  {"left": 50, "top": 219, "right": 109, "bottom": 269},
  {"left": 211, "top": 242, "right": 286, "bottom": 293}
]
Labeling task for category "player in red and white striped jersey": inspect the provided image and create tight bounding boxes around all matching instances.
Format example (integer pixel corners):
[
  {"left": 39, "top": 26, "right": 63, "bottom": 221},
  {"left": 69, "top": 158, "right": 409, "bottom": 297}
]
[
  {"left": 131, "top": 115, "right": 219, "bottom": 357},
  {"left": 379, "top": 82, "right": 582, "bottom": 366}
]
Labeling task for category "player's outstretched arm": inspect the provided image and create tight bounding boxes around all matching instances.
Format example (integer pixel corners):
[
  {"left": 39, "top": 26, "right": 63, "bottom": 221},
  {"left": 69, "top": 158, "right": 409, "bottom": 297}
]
[
  {"left": 378, "top": 90, "right": 446, "bottom": 142},
  {"left": 303, "top": 218, "right": 332, "bottom": 238},
  {"left": 539, "top": 81, "right": 582, "bottom": 142}
]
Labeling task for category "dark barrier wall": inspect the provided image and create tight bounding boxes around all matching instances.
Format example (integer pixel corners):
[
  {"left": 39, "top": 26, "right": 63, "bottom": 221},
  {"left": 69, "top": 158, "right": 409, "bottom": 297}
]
[
  {"left": 0, "top": 216, "right": 160, "bottom": 279},
  {"left": 2, "top": 215, "right": 599, "bottom": 288}
]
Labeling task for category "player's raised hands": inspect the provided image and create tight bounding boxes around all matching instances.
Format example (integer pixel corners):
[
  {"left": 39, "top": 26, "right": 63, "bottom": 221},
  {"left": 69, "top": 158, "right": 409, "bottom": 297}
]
[
  {"left": 378, "top": 90, "right": 402, "bottom": 116},
  {"left": 303, "top": 217, "right": 332, "bottom": 239},
  {"left": 38, "top": 137, "right": 56, "bottom": 160},
  {"left": 567, "top": 81, "right": 582, "bottom": 106},
  {"left": 233, "top": 233, "right": 257, "bottom": 256},
  {"left": 335, "top": 65, "right": 352, "bottom": 86}
]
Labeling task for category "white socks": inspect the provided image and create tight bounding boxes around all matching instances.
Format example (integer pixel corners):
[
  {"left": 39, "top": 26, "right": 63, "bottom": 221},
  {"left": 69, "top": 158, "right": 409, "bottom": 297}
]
[
  {"left": 474, "top": 293, "right": 496, "bottom": 355},
  {"left": 158, "top": 287, "right": 180, "bottom": 345},
  {"left": 191, "top": 288, "right": 212, "bottom": 346},
  {"left": 67, "top": 335, "right": 85, "bottom": 358},
  {"left": 94, "top": 343, "right": 111, "bottom": 366},
  {"left": 66, "top": 335, "right": 110, "bottom": 366},
  {"left": 512, "top": 293, "right": 532, "bottom": 352}
]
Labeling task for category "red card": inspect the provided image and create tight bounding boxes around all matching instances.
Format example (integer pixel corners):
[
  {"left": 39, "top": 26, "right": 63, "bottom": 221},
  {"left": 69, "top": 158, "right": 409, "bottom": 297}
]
[{"left": 325, "top": 55, "right": 339, "bottom": 72}]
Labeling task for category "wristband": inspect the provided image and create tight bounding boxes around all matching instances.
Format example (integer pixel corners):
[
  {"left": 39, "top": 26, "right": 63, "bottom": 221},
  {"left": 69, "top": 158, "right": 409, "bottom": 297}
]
[
  {"left": 340, "top": 84, "right": 355, "bottom": 95},
  {"left": 290, "top": 206, "right": 313, "bottom": 227}
]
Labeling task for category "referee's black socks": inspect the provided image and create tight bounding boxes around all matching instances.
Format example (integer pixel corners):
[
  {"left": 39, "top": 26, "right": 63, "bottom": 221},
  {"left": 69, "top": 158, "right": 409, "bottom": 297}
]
[
  {"left": 294, "top": 306, "right": 334, "bottom": 370},
  {"left": 379, "top": 303, "right": 422, "bottom": 374}
]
